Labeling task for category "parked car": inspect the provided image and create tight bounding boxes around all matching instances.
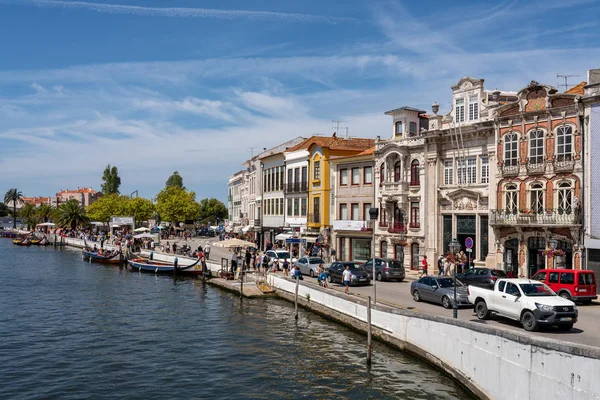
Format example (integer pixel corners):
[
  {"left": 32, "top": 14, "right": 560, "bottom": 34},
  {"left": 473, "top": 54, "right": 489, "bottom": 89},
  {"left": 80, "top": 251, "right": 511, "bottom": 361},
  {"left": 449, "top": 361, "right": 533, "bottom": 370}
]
[
  {"left": 467, "top": 278, "right": 578, "bottom": 331},
  {"left": 411, "top": 276, "right": 470, "bottom": 309},
  {"left": 363, "top": 258, "right": 405, "bottom": 282},
  {"left": 530, "top": 269, "right": 597, "bottom": 303},
  {"left": 295, "top": 257, "right": 328, "bottom": 277},
  {"left": 455, "top": 268, "right": 508, "bottom": 288},
  {"left": 327, "top": 262, "right": 371, "bottom": 286},
  {"left": 265, "top": 249, "right": 296, "bottom": 269}
]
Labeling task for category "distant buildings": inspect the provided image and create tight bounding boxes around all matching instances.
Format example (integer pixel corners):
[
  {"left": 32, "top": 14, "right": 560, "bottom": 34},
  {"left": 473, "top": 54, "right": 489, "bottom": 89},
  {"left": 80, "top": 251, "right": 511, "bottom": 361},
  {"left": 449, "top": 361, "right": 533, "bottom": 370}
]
[{"left": 6, "top": 187, "right": 102, "bottom": 210}]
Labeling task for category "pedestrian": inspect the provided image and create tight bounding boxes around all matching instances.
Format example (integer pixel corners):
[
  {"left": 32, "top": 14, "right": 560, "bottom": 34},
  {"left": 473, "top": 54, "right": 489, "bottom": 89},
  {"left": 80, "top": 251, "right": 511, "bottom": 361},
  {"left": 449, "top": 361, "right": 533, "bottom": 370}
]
[
  {"left": 283, "top": 259, "right": 290, "bottom": 276},
  {"left": 318, "top": 265, "right": 328, "bottom": 288},
  {"left": 342, "top": 264, "right": 352, "bottom": 294},
  {"left": 437, "top": 255, "right": 444, "bottom": 276},
  {"left": 421, "top": 255, "right": 428, "bottom": 277},
  {"left": 204, "top": 243, "right": 210, "bottom": 260},
  {"left": 294, "top": 264, "right": 303, "bottom": 280},
  {"left": 245, "top": 248, "right": 251, "bottom": 270},
  {"left": 231, "top": 251, "right": 238, "bottom": 274},
  {"left": 262, "top": 252, "right": 270, "bottom": 272}
]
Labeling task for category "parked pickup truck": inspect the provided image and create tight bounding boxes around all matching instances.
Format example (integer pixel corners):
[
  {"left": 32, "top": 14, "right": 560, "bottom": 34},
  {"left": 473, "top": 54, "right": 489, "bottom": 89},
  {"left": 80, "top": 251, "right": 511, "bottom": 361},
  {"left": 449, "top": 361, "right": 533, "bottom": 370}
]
[{"left": 467, "top": 278, "right": 578, "bottom": 331}]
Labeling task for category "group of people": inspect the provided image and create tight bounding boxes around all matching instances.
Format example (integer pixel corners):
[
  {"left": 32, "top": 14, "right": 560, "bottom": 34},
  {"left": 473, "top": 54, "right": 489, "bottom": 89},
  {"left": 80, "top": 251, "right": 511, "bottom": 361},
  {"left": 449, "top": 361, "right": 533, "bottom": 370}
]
[{"left": 435, "top": 251, "right": 472, "bottom": 276}]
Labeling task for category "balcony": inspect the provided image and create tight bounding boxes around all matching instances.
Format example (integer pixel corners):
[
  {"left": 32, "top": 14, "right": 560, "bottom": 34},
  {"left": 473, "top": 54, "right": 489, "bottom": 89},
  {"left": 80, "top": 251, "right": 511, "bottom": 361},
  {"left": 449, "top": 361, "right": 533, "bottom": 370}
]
[
  {"left": 526, "top": 158, "right": 546, "bottom": 175},
  {"left": 307, "top": 213, "right": 320, "bottom": 224},
  {"left": 501, "top": 163, "right": 519, "bottom": 177},
  {"left": 379, "top": 221, "right": 389, "bottom": 228},
  {"left": 333, "top": 220, "right": 373, "bottom": 232},
  {"left": 409, "top": 222, "right": 420, "bottom": 229},
  {"left": 489, "top": 209, "right": 582, "bottom": 227},
  {"left": 285, "top": 181, "right": 308, "bottom": 193},
  {"left": 388, "top": 222, "right": 407, "bottom": 234},
  {"left": 553, "top": 156, "right": 575, "bottom": 173}
]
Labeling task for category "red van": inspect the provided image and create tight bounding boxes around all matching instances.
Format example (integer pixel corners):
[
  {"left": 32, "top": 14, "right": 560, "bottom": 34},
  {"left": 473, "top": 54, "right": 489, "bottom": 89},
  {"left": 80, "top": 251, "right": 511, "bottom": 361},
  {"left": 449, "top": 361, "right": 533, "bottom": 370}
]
[{"left": 531, "top": 269, "right": 597, "bottom": 303}]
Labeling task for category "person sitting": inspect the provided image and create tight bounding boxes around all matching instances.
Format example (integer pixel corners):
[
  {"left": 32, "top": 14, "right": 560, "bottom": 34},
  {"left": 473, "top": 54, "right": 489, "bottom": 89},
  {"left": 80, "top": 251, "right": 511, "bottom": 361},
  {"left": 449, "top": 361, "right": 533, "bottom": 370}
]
[
  {"left": 318, "top": 267, "right": 328, "bottom": 288},
  {"left": 92, "top": 244, "right": 98, "bottom": 253}
]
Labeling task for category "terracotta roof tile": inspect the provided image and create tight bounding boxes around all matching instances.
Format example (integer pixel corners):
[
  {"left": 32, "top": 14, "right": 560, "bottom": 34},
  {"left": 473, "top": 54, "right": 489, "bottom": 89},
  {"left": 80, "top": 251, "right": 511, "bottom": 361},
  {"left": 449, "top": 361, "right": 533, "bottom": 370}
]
[
  {"left": 565, "top": 81, "right": 587, "bottom": 95},
  {"left": 356, "top": 146, "right": 375, "bottom": 156},
  {"left": 285, "top": 136, "right": 375, "bottom": 153}
]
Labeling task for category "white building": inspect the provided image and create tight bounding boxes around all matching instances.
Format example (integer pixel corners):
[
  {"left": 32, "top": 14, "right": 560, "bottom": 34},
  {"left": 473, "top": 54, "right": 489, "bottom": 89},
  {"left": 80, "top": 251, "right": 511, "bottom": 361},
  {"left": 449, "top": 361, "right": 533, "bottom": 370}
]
[
  {"left": 227, "top": 170, "right": 246, "bottom": 228},
  {"left": 283, "top": 146, "right": 309, "bottom": 235}
]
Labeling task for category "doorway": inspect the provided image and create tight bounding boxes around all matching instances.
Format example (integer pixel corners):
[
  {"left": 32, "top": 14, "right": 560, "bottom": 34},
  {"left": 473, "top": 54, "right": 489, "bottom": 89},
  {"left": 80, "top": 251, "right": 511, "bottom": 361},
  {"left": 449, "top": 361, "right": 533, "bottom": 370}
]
[
  {"left": 457, "top": 215, "right": 476, "bottom": 266},
  {"left": 527, "top": 237, "right": 546, "bottom": 277},
  {"left": 504, "top": 238, "right": 519, "bottom": 277}
]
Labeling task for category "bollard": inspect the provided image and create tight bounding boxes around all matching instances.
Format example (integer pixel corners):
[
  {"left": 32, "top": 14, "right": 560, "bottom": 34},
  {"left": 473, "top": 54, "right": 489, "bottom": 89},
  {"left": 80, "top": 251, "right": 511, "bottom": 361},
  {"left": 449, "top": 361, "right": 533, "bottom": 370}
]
[
  {"left": 294, "top": 277, "right": 299, "bottom": 320},
  {"left": 173, "top": 257, "right": 178, "bottom": 276},
  {"left": 367, "top": 295, "right": 372, "bottom": 365},
  {"left": 150, "top": 251, "right": 154, "bottom": 260},
  {"left": 240, "top": 267, "right": 243, "bottom": 298}
]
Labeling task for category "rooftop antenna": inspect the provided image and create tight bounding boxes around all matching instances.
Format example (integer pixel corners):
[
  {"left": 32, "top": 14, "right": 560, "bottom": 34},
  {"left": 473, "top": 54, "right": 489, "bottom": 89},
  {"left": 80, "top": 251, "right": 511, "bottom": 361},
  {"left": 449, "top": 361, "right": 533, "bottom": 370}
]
[
  {"left": 332, "top": 120, "right": 348, "bottom": 138},
  {"left": 248, "top": 147, "right": 262, "bottom": 157},
  {"left": 557, "top": 74, "right": 580, "bottom": 91}
]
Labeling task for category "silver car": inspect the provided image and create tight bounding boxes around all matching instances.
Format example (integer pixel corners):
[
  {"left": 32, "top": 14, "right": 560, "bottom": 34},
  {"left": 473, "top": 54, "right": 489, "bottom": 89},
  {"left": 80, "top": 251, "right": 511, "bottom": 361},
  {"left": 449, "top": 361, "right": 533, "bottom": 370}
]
[
  {"left": 295, "top": 257, "right": 327, "bottom": 277},
  {"left": 410, "top": 276, "right": 470, "bottom": 309}
]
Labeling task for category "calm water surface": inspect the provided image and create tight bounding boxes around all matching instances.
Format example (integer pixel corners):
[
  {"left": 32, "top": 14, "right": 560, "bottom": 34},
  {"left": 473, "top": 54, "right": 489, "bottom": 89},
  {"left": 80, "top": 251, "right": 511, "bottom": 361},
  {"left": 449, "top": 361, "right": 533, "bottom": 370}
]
[{"left": 0, "top": 239, "right": 473, "bottom": 399}]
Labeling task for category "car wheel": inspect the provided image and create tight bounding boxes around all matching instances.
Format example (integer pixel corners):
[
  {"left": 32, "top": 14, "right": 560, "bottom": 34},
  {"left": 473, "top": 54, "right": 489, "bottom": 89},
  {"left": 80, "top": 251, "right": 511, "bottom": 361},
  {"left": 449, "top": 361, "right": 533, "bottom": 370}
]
[
  {"left": 442, "top": 296, "right": 451, "bottom": 309},
  {"left": 559, "top": 291, "right": 572, "bottom": 300},
  {"left": 376, "top": 272, "right": 383, "bottom": 281},
  {"left": 412, "top": 290, "right": 421, "bottom": 302},
  {"left": 309, "top": 269, "right": 315, "bottom": 278},
  {"left": 521, "top": 311, "right": 539, "bottom": 332},
  {"left": 475, "top": 300, "right": 490, "bottom": 320},
  {"left": 327, "top": 275, "right": 332, "bottom": 283},
  {"left": 557, "top": 323, "right": 574, "bottom": 331}
]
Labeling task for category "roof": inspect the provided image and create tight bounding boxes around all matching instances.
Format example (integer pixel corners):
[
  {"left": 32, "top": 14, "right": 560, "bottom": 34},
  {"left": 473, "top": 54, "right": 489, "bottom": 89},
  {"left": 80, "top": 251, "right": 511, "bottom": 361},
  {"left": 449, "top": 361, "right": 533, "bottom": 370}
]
[
  {"left": 565, "top": 81, "right": 587, "bottom": 96},
  {"left": 57, "top": 187, "right": 98, "bottom": 195},
  {"left": 384, "top": 106, "right": 426, "bottom": 116},
  {"left": 356, "top": 146, "right": 375, "bottom": 156},
  {"left": 285, "top": 135, "right": 375, "bottom": 153},
  {"left": 257, "top": 136, "right": 306, "bottom": 160}
]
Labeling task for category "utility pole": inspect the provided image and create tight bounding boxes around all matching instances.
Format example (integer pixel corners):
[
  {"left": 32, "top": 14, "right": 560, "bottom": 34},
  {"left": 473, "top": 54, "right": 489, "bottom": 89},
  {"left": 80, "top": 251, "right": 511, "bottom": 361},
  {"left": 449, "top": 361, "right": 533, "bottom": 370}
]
[{"left": 557, "top": 74, "right": 580, "bottom": 91}]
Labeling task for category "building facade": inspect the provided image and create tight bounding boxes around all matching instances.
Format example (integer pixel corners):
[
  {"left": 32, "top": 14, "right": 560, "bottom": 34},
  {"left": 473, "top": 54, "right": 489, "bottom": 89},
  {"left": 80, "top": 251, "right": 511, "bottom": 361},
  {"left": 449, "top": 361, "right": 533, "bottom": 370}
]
[
  {"left": 227, "top": 170, "right": 245, "bottom": 228},
  {"left": 283, "top": 147, "right": 309, "bottom": 235}
]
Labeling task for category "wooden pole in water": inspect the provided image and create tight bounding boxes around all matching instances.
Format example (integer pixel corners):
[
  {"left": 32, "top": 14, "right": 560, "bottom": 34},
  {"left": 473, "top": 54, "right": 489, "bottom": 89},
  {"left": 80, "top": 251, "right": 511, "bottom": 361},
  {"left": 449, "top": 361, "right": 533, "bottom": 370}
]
[
  {"left": 294, "top": 277, "right": 299, "bottom": 320},
  {"left": 367, "top": 295, "right": 372, "bottom": 365},
  {"left": 240, "top": 266, "right": 243, "bottom": 298}
]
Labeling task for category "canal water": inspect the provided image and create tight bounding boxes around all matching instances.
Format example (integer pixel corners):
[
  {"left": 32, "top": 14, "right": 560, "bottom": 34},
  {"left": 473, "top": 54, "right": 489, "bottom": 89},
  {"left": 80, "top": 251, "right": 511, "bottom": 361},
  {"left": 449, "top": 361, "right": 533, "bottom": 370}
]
[{"left": 0, "top": 239, "right": 473, "bottom": 399}]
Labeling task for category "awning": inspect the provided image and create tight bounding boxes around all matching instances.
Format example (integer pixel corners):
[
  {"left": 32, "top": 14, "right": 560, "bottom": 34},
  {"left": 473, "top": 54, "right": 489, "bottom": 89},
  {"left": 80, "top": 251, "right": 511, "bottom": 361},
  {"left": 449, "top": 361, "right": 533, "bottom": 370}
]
[
  {"left": 241, "top": 226, "right": 252, "bottom": 233},
  {"left": 275, "top": 233, "right": 293, "bottom": 241}
]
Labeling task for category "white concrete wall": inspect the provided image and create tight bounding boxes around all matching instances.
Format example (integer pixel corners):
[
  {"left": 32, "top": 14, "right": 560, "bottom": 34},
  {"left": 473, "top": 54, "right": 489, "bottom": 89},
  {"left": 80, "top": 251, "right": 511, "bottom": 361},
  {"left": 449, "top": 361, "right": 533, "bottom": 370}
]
[{"left": 268, "top": 275, "right": 600, "bottom": 400}]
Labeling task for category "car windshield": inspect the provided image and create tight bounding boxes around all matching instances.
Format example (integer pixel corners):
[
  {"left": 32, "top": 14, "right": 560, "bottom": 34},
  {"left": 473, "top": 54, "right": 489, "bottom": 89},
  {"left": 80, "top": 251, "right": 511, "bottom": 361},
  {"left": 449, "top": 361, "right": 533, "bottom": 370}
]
[
  {"left": 343, "top": 264, "right": 363, "bottom": 271},
  {"left": 519, "top": 283, "right": 555, "bottom": 297},
  {"left": 437, "top": 278, "right": 463, "bottom": 288},
  {"left": 275, "top": 252, "right": 291, "bottom": 258},
  {"left": 388, "top": 261, "right": 403, "bottom": 269},
  {"left": 308, "top": 257, "right": 324, "bottom": 264}
]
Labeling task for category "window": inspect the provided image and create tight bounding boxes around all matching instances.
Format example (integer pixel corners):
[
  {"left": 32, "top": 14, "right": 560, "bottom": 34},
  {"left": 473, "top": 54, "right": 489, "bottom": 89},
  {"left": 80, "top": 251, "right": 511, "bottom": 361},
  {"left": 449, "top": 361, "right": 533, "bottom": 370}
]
[
  {"left": 287, "top": 169, "right": 293, "bottom": 186},
  {"left": 395, "top": 121, "right": 403, "bottom": 135},
  {"left": 533, "top": 272, "right": 547, "bottom": 282},
  {"left": 560, "top": 273, "right": 575, "bottom": 284},
  {"left": 293, "top": 198, "right": 300, "bottom": 216},
  {"left": 466, "top": 157, "right": 476, "bottom": 184},
  {"left": 530, "top": 183, "right": 544, "bottom": 214},
  {"left": 339, "top": 203, "right": 348, "bottom": 220},
  {"left": 409, "top": 122, "right": 417, "bottom": 135},
  {"left": 457, "top": 159, "right": 466, "bottom": 184},
  {"left": 548, "top": 272, "right": 559, "bottom": 283},
  {"left": 468, "top": 95, "right": 479, "bottom": 121},
  {"left": 529, "top": 129, "right": 544, "bottom": 164},
  {"left": 301, "top": 198, "right": 307, "bottom": 216},
  {"left": 275, "top": 168, "right": 279, "bottom": 191},
  {"left": 287, "top": 199, "right": 292, "bottom": 216},
  {"left": 263, "top": 170, "right": 267, "bottom": 192},
  {"left": 351, "top": 203, "right": 359, "bottom": 221},
  {"left": 380, "top": 164, "right": 385, "bottom": 186},
  {"left": 498, "top": 281, "right": 507, "bottom": 292},
  {"left": 314, "top": 161, "right": 321, "bottom": 180},
  {"left": 557, "top": 182, "right": 572, "bottom": 215},
  {"left": 280, "top": 166, "right": 285, "bottom": 189},
  {"left": 444, "top": 159, "right": 454, "bottom": 185},
  {"left": 410, "top": 160, "right": 420, "bottom": 186},
  {"left": 505, "top": 184, "right": 518, "bottom": 214},
  {"left": 556, "top": 126, "right": 573, "bottom": 161},
  {"left": 351, "top": 168, "right": 360, "bottom": 185},
  {"left": 480, "top": 156, "right": 489, "bottom": 184},
  {"left": 364, "top": 166, "right": 373, "bottom": 184},
  {"left": 504, "top": 133, "right": 518, "bottom": 166},
  {"left": 363, "top": 203, "right": 371, "bottom": 221},
  {"left": 394, "top": 161, "right": 401, "bottom": 182},
  {"left": 301, "top": 166, "right": 307, "bottom": 184},
  {"left": 410, "top": 202, "right": 419, "bottom": 227},
  {"left": 455, "top": 98, "right": 465, "bottom": 123},
  {"left": 280, "top": 198, "right": 284, "bottom": 215},
  {"left": 340, "top": 169, "right": 348, "bottom": 186},
  {"left": 380, "top": 241, "right": 387, "bottom": 258},
  {"left": 411, "top": 243, "right": 420, "bottom": 270},
  {"left": 506, "top": 283, "right": 519, "bottom": 296}
]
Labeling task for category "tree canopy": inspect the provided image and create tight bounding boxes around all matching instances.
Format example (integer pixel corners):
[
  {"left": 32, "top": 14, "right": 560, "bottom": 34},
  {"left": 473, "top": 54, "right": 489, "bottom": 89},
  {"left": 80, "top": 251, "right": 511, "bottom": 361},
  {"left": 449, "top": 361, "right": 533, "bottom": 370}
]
[
  {"left": 165, "top": 171, "right": 184, "bottom": 189},
  {"left": 4, "top": 188, "right": 23, "bottom": 228},
  {"left": 156, "top": 186, "right": 200, "bottom": 224},
  {"left": 87, "top": 194, "right": 130, "bottom": 225},
  {"left": 198, "top": 198, "right": 228, "bottom": 224},
  {"left": 126, "top": 197, "right": 155, "bottom": 227},
  {"left": 54, "top": 199, "right": 90, "bottom": 230},
  {"left": 0, "top": 202, "right": 8, "bottom": 217},
  {"left": 101, "top": 164, "right": 121, "bottom": 194},
  {"left": 19, "top": 203, "right": 39, "bottom": 230}
]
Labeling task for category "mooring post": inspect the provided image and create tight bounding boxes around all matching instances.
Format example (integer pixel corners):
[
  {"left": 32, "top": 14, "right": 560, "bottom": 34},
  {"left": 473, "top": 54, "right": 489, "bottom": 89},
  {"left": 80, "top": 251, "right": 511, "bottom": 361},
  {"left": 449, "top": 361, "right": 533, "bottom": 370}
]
[
  {"left": 367, "top": 295, "right": 372, "bottom": 365},
  {"left": 174, "top": 257, "right": 178, "bottom": 276},
  {"left": 294, "top": 277, "right": 299, "bottom": 320},
  {"left": 240, "top": 267, "right": 244, "bottom": 298}
]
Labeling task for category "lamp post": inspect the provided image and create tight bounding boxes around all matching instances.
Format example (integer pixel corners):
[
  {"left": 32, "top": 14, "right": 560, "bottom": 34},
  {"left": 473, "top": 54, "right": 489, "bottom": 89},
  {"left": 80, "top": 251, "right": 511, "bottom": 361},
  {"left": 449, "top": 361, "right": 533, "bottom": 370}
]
[
  {"left": 549, "top": 236, "right": 558, "bottom": 270},
  {"left": 369, "top": 207, "right": 379, "bottom": 304},
  {"left": 449, "top": 238, "right": 461, "bottom": 319}
]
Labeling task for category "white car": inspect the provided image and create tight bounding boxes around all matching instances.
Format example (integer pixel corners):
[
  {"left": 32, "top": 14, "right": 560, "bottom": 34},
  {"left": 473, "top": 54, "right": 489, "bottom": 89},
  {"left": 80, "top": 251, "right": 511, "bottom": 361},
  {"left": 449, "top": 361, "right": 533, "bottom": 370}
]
[
  {"left": 265, "top": 250, "right": 295, "bottom": 269},
  {"left": 467, "top": 278, "right": 578, "bottom": 331}
]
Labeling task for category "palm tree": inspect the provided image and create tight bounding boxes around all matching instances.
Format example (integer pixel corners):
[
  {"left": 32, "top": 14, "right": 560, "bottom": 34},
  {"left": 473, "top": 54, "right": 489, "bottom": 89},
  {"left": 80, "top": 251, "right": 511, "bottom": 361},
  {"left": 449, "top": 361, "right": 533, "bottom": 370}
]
[
  {"left": 37, "top": 203, "right": 54, "bottom": 223},
  {"left": 4, "top": 188, "right": 23, "bottom": 229},
  {"left": 19, "top": 203, "right": 39, "bottom": 230},
  {"left": 54, "top": 199, "right": 90, "bottom": 230}
]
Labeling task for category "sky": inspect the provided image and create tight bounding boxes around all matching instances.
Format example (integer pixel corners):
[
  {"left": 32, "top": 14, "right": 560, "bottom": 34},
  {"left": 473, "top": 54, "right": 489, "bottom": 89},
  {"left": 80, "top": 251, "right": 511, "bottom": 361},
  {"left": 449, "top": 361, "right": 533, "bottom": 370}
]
[{"left": 0, "top": 0, "right": 599, "bottom": 203}]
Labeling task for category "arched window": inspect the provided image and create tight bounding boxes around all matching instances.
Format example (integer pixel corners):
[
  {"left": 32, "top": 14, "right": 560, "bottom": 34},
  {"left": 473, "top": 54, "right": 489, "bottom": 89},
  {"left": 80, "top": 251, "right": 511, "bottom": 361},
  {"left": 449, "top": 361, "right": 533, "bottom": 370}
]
[
  {"left": 557, "top": 182, "right": 572, "bottom": 215},
  {"left": 395, "top": 121, "right": 403, "bottom": 135},
  {"left": 556, "top": 126, "right": 573, "bottom": 161},
  {"left": 394, "top": 161, "right": 401, "bottom": 182},
  {"left": 529, "top": 129, "right": 544, "bottom": 164},
  {"left": 380, "top": 241, "right": 387, "bottom": 258},
  {"left": 410, "top": 159, "right": 420, "bottom": 186},
  {"left": 379, "top": 163, "right": 385, "bottom": 186},
  {"left": 504, "top": 132, "right": 518, "bottom": 166},
  {"left": 529, "top": 182, "right": 544, "bottom": 214},
  {"left": 505, "top": 183, "right": 518, "bottom": 214}
]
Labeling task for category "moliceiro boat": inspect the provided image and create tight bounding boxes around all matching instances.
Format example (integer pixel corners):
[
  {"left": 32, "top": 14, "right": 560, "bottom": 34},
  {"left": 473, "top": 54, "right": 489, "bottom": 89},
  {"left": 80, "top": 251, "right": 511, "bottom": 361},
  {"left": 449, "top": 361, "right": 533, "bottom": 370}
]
[
  {"left": 82, "top": 249, "right": 123, "bottom": 264},
  {"left": 127, "top": 255, "right": 201, "bottom": 274},
  {"left": 13, "top": 238, "right": 32, "bottom": 246}
]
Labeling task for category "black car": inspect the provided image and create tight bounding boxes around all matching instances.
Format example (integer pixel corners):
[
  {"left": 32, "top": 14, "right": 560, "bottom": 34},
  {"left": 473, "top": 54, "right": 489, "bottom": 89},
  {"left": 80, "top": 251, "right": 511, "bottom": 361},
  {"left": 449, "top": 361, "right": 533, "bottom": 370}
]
[
  {"left": 327, "top": 262, "right": 371, "bottom": 286},
  {"left": 363, "top": 258, "right": 405, "bottom": 282},
  {"left": 455, "top": 268, "right": 508, "bottom": 288}
]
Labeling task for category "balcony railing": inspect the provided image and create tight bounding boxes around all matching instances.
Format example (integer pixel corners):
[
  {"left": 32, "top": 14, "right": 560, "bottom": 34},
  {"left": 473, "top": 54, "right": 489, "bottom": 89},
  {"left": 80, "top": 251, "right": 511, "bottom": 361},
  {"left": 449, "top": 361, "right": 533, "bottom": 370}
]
[
  {"left": 489, "top": 209, "right": 582, "bottom": 226},
  {"left": 553, "top": 156, "right": 575, "bottom": 173},
  {"left": 333, "top": 220, "right": 372, "bottom": 231},
  {"left": 526, "top": 158, "right": 546, "bottom": 174},
  {"left": 379, "top": 221, "right": 389, "bottom": 228},
  {"left": 380, "top": 181, "right": 409, "bottom": 195},
  {"left": 501, "top": 163, "right": 519, "bottom": 176},
  {"left": 388, "top": 222, "right": 407, "bottom": 234},
  {"left": 409, "top": 222, "right": 421, "bottom": 229},
  {"left": 285, "top": 181, "right": 308, "bottom": 193},
  {"left": 307, "top": 213, "right": 320, "bottom": 224}
]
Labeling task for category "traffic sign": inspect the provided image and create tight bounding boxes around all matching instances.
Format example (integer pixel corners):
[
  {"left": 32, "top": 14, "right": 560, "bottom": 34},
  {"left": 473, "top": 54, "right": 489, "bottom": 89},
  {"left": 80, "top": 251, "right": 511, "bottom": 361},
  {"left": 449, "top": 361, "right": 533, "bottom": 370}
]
[
  {"left": 466, "top": 248, "right": 472, "bottom": 253},
  {"left": 465, "top": 237, "right": 473, "bottom": 249}
]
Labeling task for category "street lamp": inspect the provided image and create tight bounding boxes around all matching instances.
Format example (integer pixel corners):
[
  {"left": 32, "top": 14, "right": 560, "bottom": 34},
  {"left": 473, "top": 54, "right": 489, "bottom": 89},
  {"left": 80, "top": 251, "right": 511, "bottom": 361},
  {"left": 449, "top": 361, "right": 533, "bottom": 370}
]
[
  {"left": 549, "top": 236, "right": 558, "bottom": 269},
  {"left": 369, "top": 207, "right": 379, "bottom": 304},
  {"left": 449, "top": 238, "right": 461, "bottom": 319}
]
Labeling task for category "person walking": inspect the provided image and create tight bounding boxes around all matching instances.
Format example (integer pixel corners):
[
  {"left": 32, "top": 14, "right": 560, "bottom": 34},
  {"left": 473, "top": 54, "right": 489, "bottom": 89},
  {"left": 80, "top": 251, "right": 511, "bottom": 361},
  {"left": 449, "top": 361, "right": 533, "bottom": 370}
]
[
  {"left": 342, "top": 264, "right": 352, "bottom": 294},
  {"left": 204, "top": 243, "right": 210, "bottom": 260},
  {"left": 437, "top": 255, "right": 444, "bottom": 276},
  {"left": 231, "top": 251, "right": 238, "bottom": 274},
  {"left": 420, "top": 255, "right": 429, "bottom": 277},
  {"left": 282, "top": 259, "right": 290, "bottom": 277},
  {"left": 245, "top": 248, "right": 251, "bottom": 270}
]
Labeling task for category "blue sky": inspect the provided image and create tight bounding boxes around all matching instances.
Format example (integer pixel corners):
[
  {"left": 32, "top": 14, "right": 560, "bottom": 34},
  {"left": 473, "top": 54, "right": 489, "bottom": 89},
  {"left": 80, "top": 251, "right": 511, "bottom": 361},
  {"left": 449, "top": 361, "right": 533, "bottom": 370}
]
[{"left": 0, "top": 0, "right": 599, "bottom": 203}]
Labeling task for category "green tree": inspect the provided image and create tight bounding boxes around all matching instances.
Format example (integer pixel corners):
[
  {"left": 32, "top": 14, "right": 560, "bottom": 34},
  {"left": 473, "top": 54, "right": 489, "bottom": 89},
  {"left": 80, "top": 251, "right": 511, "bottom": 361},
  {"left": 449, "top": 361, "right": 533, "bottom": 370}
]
[
  {"left": 165, "top": 171, "right": 184, "bottom": 189},
  {"left": 198, "top": 198, "right": 228, "bottom": 224},
  {"left": 54, "top": 199, "right": 90, "bottom": 230},
  {"left": 4, "top": 188, "right": 23, "bottom": 228},
  {"left": 88, "top": 194, "right": 130, "bottom": 226},
  {"left": 0, "top": 202, "right": 8, "bottom": 217},
  {"left": 156, "top": 186, "right": 200, "bottom": 225},
  {"left": 101, "top": 164, "right": 122, "bottom": 194},
  {"left": 122, "top": 197, "right": 155, "bottom": 227},
  {"left": 19, "top": 203, "right": 40, "bottom": 230},
  {"left": 37, "top": 203, "right": 54, "bottom": 223}
]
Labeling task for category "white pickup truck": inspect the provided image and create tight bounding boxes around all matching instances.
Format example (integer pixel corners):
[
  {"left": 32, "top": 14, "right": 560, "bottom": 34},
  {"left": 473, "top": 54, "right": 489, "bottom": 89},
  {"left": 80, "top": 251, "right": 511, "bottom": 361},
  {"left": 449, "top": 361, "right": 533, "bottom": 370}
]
[{"left": 467, "top": 278, "right": 578, "bottom": 331}]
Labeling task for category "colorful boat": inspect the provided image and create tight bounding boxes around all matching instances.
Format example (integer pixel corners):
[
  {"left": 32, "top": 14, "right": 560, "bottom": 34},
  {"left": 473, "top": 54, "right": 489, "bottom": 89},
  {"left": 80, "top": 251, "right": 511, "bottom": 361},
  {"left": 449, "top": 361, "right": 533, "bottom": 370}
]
[
  {"left": 13, "top": 238, "right": 32, "bottom": 246},
  {"left": 127, "top": 257, "right": 201, "bottom": 273},
  {"left": 33, "top": 237, "right": 50, "bottom": 246},
  {"left": 82, "top": 250, "right": 123, "bottom": 264}
]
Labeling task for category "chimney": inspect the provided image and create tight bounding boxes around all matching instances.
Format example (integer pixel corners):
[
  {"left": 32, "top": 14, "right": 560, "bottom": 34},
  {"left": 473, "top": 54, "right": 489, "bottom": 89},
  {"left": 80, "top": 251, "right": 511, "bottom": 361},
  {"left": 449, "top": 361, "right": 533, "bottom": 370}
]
[{"left": 492, "top": 90, "right": 501, "bottom": 101}]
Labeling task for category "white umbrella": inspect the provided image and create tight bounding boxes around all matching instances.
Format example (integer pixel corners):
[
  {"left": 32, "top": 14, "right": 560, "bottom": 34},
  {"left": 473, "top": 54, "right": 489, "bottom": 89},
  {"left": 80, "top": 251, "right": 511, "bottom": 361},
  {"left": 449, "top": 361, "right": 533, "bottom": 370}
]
[
  {"left": 213, "top": 238, "right": 256, "bottom": 249},
  {"left": 37, "top": 222, "right": 56, "bottom": 227},
  {"left": 134, "top": 227, "right": 149, "bottom": 232},
  {"left": 133, "top": 233, "right": 154, "bottom": 239},
  {"left": 91, "top": 221, "right": 105, "bottom": 226}
]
